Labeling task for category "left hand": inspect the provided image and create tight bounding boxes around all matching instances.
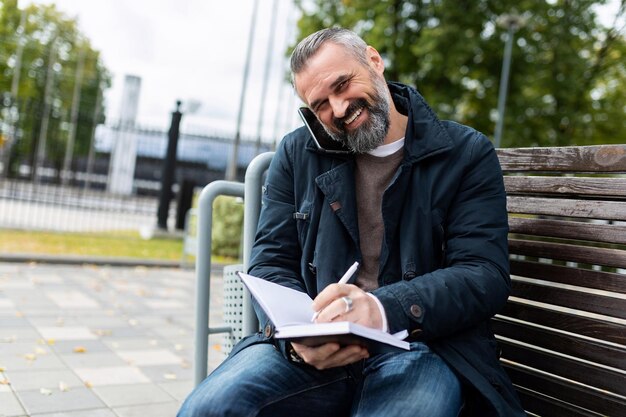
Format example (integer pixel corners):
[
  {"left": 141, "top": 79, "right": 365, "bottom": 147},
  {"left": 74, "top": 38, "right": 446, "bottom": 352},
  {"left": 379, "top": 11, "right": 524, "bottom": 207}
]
[
  {"left": 311, "top": 283, "right": 383, "bottom": 330},
  {"left": 290, "top": 341, "right": 368, "bottom": 370}
]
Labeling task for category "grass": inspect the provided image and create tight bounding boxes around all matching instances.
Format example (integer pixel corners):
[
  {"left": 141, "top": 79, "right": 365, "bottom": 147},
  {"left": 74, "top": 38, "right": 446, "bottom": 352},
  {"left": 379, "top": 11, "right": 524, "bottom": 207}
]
[{"left": 0, "top": 229, "right": 184, "bottom": 260}]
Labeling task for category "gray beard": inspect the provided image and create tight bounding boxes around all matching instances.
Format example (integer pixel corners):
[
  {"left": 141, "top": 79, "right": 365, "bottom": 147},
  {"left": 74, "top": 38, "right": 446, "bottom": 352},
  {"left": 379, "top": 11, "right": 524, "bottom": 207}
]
[{"left": 322, "top": 76, "right": 391, "bottom": 154}]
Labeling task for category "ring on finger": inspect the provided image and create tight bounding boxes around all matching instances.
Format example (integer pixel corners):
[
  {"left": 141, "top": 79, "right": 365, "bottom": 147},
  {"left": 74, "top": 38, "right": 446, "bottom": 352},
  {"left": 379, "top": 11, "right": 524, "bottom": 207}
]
[{"left": 341, "top": 296, "right": 353, "bottom": 313}]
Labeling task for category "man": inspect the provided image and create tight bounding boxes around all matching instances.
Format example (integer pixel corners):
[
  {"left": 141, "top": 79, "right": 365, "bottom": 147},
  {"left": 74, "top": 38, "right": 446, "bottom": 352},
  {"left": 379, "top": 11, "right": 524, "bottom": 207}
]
[{"left": 179, "top": 27, "right": 525, "bottom": 417}]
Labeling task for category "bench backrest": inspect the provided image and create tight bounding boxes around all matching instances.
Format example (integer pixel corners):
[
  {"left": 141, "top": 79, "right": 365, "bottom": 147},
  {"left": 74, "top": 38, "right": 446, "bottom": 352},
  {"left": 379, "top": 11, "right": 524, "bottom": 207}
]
[{"left": 495, "top": 145, "right": 626, "bottom": 417}]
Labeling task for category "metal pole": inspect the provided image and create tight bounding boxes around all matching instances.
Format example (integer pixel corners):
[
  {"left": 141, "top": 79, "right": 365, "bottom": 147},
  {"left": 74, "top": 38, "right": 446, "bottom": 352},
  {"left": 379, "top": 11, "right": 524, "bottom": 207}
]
[
  {"left": 494, "top": 14, "right": 523, "bottom": 148},
  {"left": 225, "top": 0, "right": 259, "bottom": 181},
  {"left": 84, "top": 80, "right": 102, "bottom": 192},
  {"left": 194, "top": 180, "right": 245, "bottom": 386},
  {"left": 1, "top": 9, "right": 26, "bottom": 178},
  {"left": 33, "top": 40, "right": 57, "bottom": 184},
  {"left": 242, "top": 151, "right": 274, "bottom": 336},
  {"left": 271, "top": 4, "right": 295, "bottom": 150},
  {"left": 10, "top": 10, "right": 26, "bottom": 99},
  {"left": 157, "top": 101, "right": 183, "bottom": 230},
  {"left": 62, "top": 45, "right": 86, "bottom": 185},
  {"left": 254, "top": 0, "right": 279, "bottom": 155}
]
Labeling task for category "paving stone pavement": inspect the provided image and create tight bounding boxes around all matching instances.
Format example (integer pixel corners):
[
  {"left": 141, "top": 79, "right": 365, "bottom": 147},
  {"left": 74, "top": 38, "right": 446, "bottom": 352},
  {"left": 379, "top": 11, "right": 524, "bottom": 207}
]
[{"left": 0, "top": 262, "right": 228, "bottom": 417}]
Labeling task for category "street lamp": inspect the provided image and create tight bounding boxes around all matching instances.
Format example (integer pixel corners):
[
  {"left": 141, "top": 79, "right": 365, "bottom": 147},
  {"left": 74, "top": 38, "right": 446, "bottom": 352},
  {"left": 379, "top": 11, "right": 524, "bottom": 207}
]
[{"left": 494, "top": 13, "right": 525, "bottom": 148}]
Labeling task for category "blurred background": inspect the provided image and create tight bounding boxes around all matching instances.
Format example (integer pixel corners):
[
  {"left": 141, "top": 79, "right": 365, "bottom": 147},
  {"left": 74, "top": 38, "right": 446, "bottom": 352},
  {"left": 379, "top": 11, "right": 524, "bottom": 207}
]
[{"left": 0, "top": 0, "right": 624, "bottom": 262}]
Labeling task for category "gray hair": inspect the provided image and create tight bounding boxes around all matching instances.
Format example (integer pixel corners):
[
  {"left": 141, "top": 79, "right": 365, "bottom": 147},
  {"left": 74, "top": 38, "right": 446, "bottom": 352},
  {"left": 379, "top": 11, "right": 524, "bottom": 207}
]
[{"left": 290, "top": 28, "right": 369, "bottom": 79}]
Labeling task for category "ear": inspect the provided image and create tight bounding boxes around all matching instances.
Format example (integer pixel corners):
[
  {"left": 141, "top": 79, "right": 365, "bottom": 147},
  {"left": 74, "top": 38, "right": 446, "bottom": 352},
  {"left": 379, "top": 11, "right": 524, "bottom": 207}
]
[{"left": 366, "top": 46, "right": 385, "bottom": 75}]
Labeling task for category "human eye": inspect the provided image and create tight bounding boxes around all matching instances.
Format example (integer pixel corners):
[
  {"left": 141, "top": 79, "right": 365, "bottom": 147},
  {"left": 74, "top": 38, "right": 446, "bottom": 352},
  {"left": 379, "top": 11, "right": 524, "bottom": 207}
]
[{"left": 314, "top": 100, "right": 328, "bottom": 113}]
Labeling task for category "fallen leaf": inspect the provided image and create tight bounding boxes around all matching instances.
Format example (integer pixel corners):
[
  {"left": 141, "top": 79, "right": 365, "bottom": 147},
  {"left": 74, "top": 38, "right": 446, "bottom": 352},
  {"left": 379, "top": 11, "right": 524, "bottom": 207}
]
[
  {"left": 163, "top": 372, "right": 177, "bottom": 380},
  {"left": 46, "top": 339, "right": 55, "bottom": 345},
  {"left": 73, "top": 346, "right": 87, "bottom": 353},
  {"left": 35, "top": 347, "right": 47, "bottom": 355},
  {"left": 0, "top": 366, "right": 6, "bottom": 372},
  {"left": 0, "top": 379, "right": 9, "bottom": 385},
  {"left": 212, "top": 344, "right": 222, "bottom": 351},
  {"left": 40, "top": 388, "right": 52, "bottom": 396},
  {"left": 84, "top": 381, "right": 93, "bottom": 388},
  {"left": 24, "top": 353, "right": 36, "bottom": 361},
  {"left": 58, "top": 381, "right": 69, "bottom": 392}
]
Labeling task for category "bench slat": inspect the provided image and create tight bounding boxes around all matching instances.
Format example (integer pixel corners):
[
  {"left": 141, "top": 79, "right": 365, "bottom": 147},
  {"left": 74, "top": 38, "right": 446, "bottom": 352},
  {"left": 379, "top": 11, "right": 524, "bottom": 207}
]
[
  {"left": 515, "top": 386, "right": 608, "bottom": 417},
  {"left": 510, "top": 259, "right": 626, "bottom": 293},
  {"left": 504, "top": 366, "right": 626, "bottom": 417},
  {"left": 500, "top": 301, "right": 626, "bottom": 344},
  {"left": 504, "top": 176, "right": 626, "bottom": 198},
  {"left": 499, "top": 342, "right": 626, "bottom": 396},
  {"left": 508, "top": 217, "right": 626, "bottom": 245},
  {"left": 492, "top": 318, "right": 626, "bottom": 369},
  {"left": 509, "top": 239, "right": 626, "bottom": 269},
  {"left": 507, "top": 196, "right": 626, "bottom": 220},
  {"left": 497, "top": 144, "right": 626, "bottom": 416},
  {"left": 511, "top": 280, "right": 626, "bottom": 319},
  {"left": 497, "top": 145, "right": 626, "bottom": 172}
]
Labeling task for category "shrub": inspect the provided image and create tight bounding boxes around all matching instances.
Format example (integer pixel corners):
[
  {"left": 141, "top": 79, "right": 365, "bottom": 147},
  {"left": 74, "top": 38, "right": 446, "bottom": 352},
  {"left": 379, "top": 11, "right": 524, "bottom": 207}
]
[{"left": 211, "top": 196, "right": 244, "bottom": 259}]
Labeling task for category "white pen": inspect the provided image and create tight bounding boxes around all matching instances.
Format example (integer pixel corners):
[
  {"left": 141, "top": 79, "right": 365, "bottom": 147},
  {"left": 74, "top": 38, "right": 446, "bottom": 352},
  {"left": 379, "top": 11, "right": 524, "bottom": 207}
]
[{"left": 311, "top": 261, "right": 359, "bottom": 322}]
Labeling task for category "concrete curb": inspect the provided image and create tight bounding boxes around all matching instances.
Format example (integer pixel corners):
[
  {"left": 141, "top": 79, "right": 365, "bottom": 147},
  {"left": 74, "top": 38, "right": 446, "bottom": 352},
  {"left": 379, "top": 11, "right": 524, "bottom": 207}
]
[{"left": 0, "top": 253, "right": 183, "bottom": 268}]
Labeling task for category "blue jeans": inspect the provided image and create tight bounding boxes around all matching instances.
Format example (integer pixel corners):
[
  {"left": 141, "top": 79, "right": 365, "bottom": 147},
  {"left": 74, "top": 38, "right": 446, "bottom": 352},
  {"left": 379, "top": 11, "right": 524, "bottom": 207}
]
[{"left": 178, "top": 342, "right": 463, "bottom": 417}]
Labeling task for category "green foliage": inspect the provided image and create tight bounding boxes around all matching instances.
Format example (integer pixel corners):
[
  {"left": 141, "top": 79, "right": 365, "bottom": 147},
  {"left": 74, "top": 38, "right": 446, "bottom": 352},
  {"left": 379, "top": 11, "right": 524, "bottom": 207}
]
[
  {"left": 211, "top": 196, "right": 244, "bottom": 259},
  {"left": 0, "top": 0, "right": 111, "bottom": 175},
  {"left": 293, "top": 0, "right": 626, "bottom": 147}
]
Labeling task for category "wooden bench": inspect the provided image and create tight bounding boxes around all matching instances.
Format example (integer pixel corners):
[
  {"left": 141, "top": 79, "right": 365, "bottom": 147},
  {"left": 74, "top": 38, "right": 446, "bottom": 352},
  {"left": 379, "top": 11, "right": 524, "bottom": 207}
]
[
  {"left": 195, "top": 145, "right": 626, "bottom": 416},
  {"left": 494, "top": 144, "right": 626, "bottom": 417}
]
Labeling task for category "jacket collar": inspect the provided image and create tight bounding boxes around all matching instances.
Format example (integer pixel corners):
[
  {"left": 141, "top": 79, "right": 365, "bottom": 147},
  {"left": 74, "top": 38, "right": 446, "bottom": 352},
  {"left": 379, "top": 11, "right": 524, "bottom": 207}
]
[{"left": 388, "top": 82, "right": 453, "bottom": 163}]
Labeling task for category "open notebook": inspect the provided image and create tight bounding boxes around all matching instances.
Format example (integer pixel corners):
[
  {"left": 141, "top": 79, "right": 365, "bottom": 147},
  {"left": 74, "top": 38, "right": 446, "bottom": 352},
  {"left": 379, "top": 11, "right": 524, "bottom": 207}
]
[{"left": 238, "top": 272, "right": 409, "bottom": 353}]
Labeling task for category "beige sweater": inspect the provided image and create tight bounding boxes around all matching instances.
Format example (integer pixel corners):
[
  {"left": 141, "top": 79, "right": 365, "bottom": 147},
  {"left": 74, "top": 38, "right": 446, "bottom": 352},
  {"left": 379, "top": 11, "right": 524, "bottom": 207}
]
[{"left": 353, "top": 147, "right": 404, "bottom": 291}]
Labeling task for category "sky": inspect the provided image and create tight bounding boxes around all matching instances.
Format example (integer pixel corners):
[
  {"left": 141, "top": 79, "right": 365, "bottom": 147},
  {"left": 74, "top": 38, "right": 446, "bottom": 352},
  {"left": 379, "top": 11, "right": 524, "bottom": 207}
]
[
  {"left": 26, "top": 0, "right": 302, "bottom": 143},
  {"left": 23, "top": 0, "right": 624, "bottom": 143}
]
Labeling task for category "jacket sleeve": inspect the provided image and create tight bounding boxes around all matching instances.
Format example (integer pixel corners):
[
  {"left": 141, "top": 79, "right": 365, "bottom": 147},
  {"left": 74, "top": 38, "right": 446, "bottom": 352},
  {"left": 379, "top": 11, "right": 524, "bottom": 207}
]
[
  {"left": 372, "top": 132, "right": 510, "bottom": 340},
  {"left": 246, "top": 136, "right": 307, "bottom": 354}
]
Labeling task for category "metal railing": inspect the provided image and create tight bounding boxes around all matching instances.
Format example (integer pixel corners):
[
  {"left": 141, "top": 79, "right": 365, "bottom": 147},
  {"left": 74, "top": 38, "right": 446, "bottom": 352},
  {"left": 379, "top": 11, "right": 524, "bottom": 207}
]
[{"left": 193, "top": 151, "right": 274, "bottom": 386}]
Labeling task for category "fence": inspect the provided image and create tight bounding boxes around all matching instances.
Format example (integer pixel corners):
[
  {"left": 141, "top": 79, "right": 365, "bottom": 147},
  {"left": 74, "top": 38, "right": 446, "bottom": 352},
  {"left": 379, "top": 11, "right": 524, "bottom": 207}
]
[{"left": 0, "top": 123, "right": 270, "bottom": 233}]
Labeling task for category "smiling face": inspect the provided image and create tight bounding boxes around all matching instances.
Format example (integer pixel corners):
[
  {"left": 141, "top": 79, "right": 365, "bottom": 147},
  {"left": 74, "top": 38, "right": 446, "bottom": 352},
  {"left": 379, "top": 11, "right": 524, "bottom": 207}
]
[{"left": 294, "top": 42, "right": 391, "bottom": 154}]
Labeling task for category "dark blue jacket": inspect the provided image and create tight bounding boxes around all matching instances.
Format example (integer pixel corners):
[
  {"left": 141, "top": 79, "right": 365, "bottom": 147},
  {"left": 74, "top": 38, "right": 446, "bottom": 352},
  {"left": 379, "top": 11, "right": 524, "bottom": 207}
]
[{"left": 244, "top": 83, "right": 525, "bottom": 416}]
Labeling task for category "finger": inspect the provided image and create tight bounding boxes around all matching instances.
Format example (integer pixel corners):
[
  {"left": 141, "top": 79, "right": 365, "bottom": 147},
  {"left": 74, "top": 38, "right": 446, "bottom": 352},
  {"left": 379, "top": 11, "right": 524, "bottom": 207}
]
[
  {"left": 291, "top": 341, "right": 341, "bottom": 362},
  {"left": 312, "top": 345, "right": 369, "bottom": 370},
  {"left": 315, "top": 297, "right": 352, "bottom": 323},
  {"left": 311, "top": 283, "right": 350, "bottom": 312}
]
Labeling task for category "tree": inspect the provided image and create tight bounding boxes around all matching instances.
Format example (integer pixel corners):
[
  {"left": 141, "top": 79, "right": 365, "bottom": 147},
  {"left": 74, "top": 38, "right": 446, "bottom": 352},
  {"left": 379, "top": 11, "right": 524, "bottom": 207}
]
[
  {"left": 0, "top": 0, "right": 111, "bottom": 179},
  {"left": 293, "top": 0, "right": 626, "bottom": 147}
]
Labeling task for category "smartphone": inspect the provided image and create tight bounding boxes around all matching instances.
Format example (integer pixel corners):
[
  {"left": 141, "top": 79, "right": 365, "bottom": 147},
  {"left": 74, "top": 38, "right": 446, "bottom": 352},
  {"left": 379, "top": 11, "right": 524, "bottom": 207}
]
[{"left": 298, "top": 107, "right": 352, "bottom": 154}]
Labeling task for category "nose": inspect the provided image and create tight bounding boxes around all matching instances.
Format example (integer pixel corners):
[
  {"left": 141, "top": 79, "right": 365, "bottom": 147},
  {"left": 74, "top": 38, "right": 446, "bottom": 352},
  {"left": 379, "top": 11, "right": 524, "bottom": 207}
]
[{"left": 329, "top": 96, "right": 349, "bottom": 119}]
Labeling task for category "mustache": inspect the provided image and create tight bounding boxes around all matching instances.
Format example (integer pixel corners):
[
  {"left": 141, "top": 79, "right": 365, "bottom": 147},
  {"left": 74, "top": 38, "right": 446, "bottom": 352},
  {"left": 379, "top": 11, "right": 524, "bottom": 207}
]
[{"left": 332, "top": 98, "right": 369, "bottom": 131}]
